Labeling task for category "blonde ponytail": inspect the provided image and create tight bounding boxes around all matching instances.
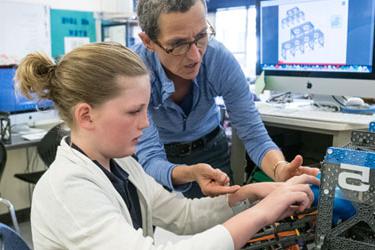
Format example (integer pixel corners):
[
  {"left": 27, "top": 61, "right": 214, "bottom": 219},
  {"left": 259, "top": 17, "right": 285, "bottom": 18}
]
[{"left": 15, "top": 52, "right": 56, "bottom": 100}]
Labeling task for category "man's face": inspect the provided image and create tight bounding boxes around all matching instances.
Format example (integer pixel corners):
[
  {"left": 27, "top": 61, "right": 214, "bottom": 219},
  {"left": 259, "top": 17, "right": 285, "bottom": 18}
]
[{"left": 152, "top": 1, "right": 208, "bottom": 80}]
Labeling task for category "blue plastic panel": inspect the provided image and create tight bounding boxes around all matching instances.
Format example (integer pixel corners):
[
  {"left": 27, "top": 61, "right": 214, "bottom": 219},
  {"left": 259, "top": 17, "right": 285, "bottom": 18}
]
[
  {"left": 324, "top": 147, "right": 375, "bottom": 168},
  {"left": 369, "top": 121, "right": 375, "bottom": 132}
]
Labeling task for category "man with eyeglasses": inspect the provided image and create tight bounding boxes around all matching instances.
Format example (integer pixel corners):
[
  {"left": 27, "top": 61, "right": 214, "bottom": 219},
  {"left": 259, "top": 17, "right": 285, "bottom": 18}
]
[{"left": 132, "top": 0, "right": 319, "bottom": 198}]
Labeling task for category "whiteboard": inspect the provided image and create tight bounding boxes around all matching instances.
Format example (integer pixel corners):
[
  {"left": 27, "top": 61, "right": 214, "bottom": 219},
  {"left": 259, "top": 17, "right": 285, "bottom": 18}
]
[{"left": 0, "top": 1, "right": 51, "bottom": 65}]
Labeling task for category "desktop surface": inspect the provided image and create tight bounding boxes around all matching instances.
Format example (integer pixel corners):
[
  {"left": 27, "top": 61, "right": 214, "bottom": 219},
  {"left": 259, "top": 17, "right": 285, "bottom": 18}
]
[
  {"left": 256, "top": 99, "right": 373, "bottom": 147},
  {"left": 5, "top": 121, "right": 62, "bottom": 150},
  {"left": 4, "top": 133, "right": 40, "bottom": 150},
  {"left": 256, "top": 100, "right": 375, "bottom": 126}
]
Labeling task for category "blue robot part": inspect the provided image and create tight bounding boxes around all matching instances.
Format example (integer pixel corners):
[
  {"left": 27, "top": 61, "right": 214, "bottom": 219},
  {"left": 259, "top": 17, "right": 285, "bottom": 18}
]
[
  {"left": 311, "top": 173, "right": 356, "bottom": 224},
  {"left": 325, "top": 147, "right": 375, "bottom": 169},
  {"left": 312, "top": 147, "right": 375, "bottom": 224},
  {"left": 369, "top": 121, "right": 375, "bottom": 132},
  {"left": 322, "top": 147, "right": 374, "bottom": 219},
  {"left": 314, "top": 147, "right": 375, "bottom": 249}
]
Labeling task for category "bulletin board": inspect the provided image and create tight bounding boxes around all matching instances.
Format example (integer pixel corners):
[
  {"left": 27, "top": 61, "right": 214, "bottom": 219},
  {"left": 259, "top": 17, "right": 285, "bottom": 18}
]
[
  {"left": 50, "top": 9, "right": 96, "bottom": 59},
  {"left": 0, "top": 1, "right": 51, "bottom": 65}
]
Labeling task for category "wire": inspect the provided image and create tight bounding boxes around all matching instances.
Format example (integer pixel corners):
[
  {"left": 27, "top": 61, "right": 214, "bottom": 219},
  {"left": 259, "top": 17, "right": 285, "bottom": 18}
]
[
  {"left": 267, "top": 91, "right": 293, "bottom": 104},
  {"left": 332, "top": 95, "right": 347, "bottom": 107},
  {"left": 312, "top": 102, "right": 339, "bottom": 112}
]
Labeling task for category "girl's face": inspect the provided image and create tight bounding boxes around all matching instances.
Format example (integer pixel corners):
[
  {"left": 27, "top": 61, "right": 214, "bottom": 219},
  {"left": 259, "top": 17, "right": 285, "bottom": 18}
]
[{"left": 90, "top": 75, "right": 150, "bottom": 160}]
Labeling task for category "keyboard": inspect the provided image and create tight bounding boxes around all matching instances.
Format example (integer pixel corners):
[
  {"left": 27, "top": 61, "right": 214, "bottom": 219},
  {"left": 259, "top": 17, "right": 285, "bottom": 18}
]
[
  {"left": 21, "top": 131, "right": 47, "bottom": 141},
  {"left": 257, "top": 103, "right": 375, "bottom": 125}
]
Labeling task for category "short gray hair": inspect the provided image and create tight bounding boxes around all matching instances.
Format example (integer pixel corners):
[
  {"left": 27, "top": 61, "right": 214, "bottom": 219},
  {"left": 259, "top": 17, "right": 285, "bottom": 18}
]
[{"left": 137, "top": 0, "right": 207, "bottom": 41}]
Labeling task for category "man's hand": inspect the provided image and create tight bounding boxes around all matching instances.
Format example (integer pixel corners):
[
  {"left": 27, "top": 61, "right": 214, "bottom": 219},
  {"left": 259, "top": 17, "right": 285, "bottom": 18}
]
[
  {"left": 276, "top": 155, "right": 320, "bottom": 182},
  {"left": 192, "top": 163, "right": 240, "bottom": 197}
]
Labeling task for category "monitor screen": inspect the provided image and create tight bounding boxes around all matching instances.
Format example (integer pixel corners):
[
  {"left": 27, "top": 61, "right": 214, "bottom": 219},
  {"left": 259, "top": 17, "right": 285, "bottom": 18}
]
[
  {"left": 0, "top": 66, "right": 54, "bottom": 114},
  {"left": 257, "top": 0, "right": 375, "bottom": 98}
]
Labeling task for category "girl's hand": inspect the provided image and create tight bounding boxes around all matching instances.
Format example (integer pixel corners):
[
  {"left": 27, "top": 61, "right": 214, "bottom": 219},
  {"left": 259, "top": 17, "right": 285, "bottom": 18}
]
[{"left": 228, "top": 182, "right": 282, "bottom": 207}]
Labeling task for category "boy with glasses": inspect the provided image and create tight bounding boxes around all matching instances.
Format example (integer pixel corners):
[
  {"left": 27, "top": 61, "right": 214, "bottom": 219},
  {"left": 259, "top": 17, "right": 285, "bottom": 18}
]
[{"left": 133, "top": 0, "right": 319, "bottom": 198}]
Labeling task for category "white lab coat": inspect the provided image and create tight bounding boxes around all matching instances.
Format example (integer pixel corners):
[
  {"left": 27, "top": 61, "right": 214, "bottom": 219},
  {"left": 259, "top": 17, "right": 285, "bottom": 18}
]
[{"left": 31, "top": 138, "right": 235, "bottom": 250}]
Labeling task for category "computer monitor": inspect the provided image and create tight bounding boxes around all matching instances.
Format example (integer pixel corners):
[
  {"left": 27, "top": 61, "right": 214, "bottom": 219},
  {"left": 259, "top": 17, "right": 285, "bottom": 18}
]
[
  {"left": 256, "top": 0, "right": 375, "bottom": 99},
  {"left": 0, "top": 66, "right": 57, "bottom": 127}
]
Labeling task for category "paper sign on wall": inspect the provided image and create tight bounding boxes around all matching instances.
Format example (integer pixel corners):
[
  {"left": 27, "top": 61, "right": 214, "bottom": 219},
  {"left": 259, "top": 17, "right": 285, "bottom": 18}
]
[{"left": 51, "top": 9, "right": 96, "bottom": 59}]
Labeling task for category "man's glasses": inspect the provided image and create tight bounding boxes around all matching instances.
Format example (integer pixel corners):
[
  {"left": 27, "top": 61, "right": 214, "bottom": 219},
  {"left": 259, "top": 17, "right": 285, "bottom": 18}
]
[{"left": 154, "top": 22, "right": 216, "bottom": 56}]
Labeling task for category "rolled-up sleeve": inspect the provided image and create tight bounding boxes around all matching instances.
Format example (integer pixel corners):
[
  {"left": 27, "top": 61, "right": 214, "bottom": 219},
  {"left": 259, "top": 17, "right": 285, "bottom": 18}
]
[{"left": 205, "top": 42, "right": 280, "bottom": 167}]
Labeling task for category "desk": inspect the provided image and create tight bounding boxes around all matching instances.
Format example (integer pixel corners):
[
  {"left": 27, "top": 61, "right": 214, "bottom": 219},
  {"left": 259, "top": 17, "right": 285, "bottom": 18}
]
[
  {"left": 4, "top": 134, "right": 40, "bottom": 150},
  {"left": 256, "top": 101, "right": 373, "bottom": 146},
  {"left": 4, "top": 120, "right": 62, "bottom": 150},
  {"left": 259, "top": 115, "right": 366, "bottom": 147}
]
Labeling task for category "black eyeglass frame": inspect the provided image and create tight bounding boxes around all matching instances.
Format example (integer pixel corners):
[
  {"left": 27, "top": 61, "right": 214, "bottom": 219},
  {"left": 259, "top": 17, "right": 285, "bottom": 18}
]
[{"left": 153, "top": 22, "right": 216, "bottom": 56}]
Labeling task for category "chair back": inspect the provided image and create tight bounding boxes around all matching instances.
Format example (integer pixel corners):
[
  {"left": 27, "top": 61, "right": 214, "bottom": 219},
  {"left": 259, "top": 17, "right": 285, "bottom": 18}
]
[
  {"left": 37, "top": 123, "right": 69, "bottom": 167},
  {"left": 0, "top": 142, "right": 20, "bottom": 233},
  {"left": 0, "top": 223, "right": 30, "bottom": 250},
  {"left": 0, "top": 142, "right": 6, "bottom": 182}
]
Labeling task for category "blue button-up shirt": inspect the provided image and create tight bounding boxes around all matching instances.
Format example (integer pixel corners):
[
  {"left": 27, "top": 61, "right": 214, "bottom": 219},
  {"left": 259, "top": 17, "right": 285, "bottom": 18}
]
[{"left": 132, "top": 40, "right": 278, "bottom": 191}]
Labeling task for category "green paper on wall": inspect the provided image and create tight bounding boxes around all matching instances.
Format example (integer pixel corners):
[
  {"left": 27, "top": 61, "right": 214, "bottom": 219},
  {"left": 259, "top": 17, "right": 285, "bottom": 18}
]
[{"left": 51, "top": 9, "right": 96, "bottom": 59}]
